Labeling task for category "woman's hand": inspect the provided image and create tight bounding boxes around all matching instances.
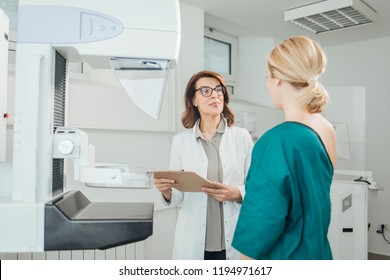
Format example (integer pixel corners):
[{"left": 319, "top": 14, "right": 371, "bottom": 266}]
[
  {"left": 202, "top": 182, "right": 242, "bottom": 202},
  {"left": 240, "top": 254, "right": 254, "bottom": 260},
  {"left": 154, "top": 178, "right": 177, "bottom": 201}
]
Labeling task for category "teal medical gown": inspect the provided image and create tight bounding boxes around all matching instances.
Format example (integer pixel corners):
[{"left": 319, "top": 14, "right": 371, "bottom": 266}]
[{"left": 232, "top": 122, "right": 334, "bottom": 260}]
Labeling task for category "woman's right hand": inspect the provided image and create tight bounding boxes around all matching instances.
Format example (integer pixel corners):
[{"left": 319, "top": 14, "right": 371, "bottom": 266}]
[{"left": 153, "top": 178, "right": 177, "bottom": 201}]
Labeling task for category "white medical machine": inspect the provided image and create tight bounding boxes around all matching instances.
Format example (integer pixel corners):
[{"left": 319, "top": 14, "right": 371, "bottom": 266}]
[
  {"left": 328, "top": 170, "right": 380, "bottom": 259},
  {"left": 0, "top": 8, "right": 9, "bottom": 162},
  {"left": 0, "top": 0, "right": 180, "bottom": 252}
]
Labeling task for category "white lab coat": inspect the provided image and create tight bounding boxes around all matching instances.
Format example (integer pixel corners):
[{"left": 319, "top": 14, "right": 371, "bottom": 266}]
[{"left": 162, "top": 121, "right": 253, "bottom": 260}]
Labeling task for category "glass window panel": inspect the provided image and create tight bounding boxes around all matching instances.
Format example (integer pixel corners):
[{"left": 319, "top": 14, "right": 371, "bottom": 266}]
[{"left": 204, "top": 36, "right": 231, "bottom": 75}]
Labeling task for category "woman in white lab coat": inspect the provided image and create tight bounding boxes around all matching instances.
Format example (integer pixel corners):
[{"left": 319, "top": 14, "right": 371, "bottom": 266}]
[{"left": 154, "top": 71, "right": 253, "bottom": 260}]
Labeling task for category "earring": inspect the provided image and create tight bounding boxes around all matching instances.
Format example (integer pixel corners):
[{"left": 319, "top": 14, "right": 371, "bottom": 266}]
[{"left": 193, "top": 103, "right": 197, "bottom": 107}]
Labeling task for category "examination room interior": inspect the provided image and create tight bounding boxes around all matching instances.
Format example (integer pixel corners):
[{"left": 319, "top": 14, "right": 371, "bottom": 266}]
[{"left": 1, "top": 0, "right": 390, "bottom": 260}]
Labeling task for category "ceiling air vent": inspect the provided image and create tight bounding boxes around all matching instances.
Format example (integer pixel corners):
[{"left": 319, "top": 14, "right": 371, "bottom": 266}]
[{"left": 284, "top": 0, "right": 378, "bottom": 34}]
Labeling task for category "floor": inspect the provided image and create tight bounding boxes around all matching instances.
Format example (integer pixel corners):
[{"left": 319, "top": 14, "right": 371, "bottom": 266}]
[{"left": 368, "top": 252, "right": 390, "bottom": 260}]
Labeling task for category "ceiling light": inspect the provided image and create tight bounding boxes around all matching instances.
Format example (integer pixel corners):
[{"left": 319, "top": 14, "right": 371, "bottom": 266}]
[{"left": 284, "top": 0, "right": 378, "bottom": 34}]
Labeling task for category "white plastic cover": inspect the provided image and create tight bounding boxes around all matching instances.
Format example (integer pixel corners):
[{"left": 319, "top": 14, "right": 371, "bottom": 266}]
[{"left": 110, "top": 57, "right": 170, "bottom": 119}]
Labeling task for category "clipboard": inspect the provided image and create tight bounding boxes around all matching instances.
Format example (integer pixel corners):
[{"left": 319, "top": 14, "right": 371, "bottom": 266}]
[{"left": 153, "top": 170, "right": 215, "bottom": 192}]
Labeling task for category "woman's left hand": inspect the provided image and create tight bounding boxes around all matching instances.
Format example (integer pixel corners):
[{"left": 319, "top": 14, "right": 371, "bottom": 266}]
[{"left": 202, "top": 182, "right": 242, "bottom": 202}]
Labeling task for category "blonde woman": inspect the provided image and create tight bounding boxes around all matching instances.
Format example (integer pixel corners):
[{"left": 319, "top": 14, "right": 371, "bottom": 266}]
[{"left": 232, "top": 36, "right": 337, "bottom": 260}]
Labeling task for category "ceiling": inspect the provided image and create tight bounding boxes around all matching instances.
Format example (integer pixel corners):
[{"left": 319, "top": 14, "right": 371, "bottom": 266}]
[{"left": 179, "top": 0, "right": 390, "bottom": 46}]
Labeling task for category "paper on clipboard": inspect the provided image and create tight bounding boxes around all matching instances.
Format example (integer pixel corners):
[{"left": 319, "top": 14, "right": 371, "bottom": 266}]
[{"left": 153, "top": 170, "right": 215, "bottom": 192}]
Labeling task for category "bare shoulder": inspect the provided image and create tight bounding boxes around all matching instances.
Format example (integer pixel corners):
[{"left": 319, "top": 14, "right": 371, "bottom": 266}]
[
  {"left": 292, "top": 113, "right": 337, "bottom": 167},
  {"left": 314, "top": 116, "right": 337, "bottom": 167}
]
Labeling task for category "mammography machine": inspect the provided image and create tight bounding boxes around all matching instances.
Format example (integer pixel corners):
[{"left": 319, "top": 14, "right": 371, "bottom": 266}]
[{"left": 0, "top": 0, "right": 180, "bottom": 252}]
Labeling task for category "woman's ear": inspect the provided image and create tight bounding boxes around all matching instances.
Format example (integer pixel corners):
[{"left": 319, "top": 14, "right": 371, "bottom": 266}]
[{"left": 271, "top": 76, "right": 282, "bottom": 87}]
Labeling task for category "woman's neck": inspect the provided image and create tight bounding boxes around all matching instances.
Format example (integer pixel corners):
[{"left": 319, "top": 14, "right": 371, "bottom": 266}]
[
  {"left": 200, "top": 115, "right": 221, "bottom": 133},
  {"left": 282, "top": 95, "right": 311, "bottom": 123},
  {"left": 284, "top": 104, "right": 321, "bottom": 127}
]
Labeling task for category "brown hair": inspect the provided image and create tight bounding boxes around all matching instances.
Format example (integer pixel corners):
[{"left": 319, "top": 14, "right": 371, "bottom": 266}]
[
  {"left": 268, "top": 36, "right": 329, "bottom": 113},
  {"left": 181, "top": 70, "right": 234, "bottom": 128}
]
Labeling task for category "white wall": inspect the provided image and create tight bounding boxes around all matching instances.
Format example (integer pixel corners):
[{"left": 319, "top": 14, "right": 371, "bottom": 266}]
[
  {"left": 323, "top": 37, "right": 390, "bottom": 256},
  {"left": 322, "top": 86, "right": 367, "bottom": 170},
  {"left": 235, "top": 36, "right": 274, "bottom": 108},
  {"left": 230, "top": 101, "right": 282, "bottom": 141},
  {"left": 176, "top": 3, "right": 204, "bottom": 133},
  {"left": 231, "top": 35, "right": 283, "bottom": 141}
]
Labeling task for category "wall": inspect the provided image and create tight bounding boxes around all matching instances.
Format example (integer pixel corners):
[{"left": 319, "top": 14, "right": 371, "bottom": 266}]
[
  {"left": 231, "top": 35, "right": 283, "bottom": 141},
  {"left": 323, "top": 37, "right": 390, "bottom": 256},
  {"left": 235, "top": 36, "right": 274, "bottom": 108},
  {"left": 322, "top": 86, "right": 367, "bottom": 170},
  {"left": 230, "top": 101, "right": 282, "bottom": 141},
  {"left": 176, "top": 3, "right": 205, "bottom": 133}
]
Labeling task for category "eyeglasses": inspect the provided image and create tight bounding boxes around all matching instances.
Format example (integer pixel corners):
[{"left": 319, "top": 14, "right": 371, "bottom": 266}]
[{"left": 195, "top": 85, "right": 226, "bottom": 97}]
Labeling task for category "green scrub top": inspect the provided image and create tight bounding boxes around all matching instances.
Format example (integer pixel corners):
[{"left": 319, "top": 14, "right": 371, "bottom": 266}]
[{"left": 232, "top": 122, "right": 334, "bottom": 260}]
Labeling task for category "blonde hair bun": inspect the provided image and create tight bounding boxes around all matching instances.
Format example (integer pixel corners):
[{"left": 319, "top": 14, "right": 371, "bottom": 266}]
[{"left": 268, "top": 36, "right": 329, "bottom": 113}]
